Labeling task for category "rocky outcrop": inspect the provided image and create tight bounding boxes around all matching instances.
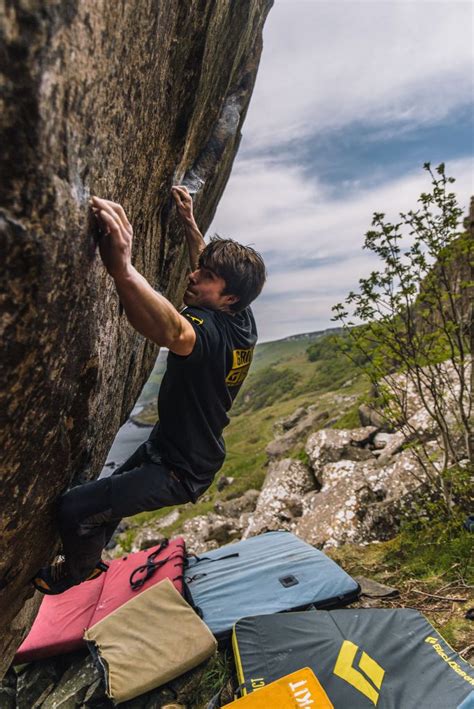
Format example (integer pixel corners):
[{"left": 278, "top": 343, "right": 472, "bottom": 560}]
[
  {"left": 239, "top": 424, "right": 432, "bottom": 549},
  {"left": 239, "top": 365, "right": 459, "bottom": 548},
  {"left": 358, "top": 403, "right": 390, "bottom": 430},
  {"left": 243, "top": 459, "right": 315, "bottom": 537},
  {"left": 295, "top": 449, "right": 429, "bottom": 548},
  {"left": 376, "top": 360, "right": 471, "bottom": 465},
  {"left": 250, "top": 361, "right": 470, "bottom": 548},
  {"left": 0, "top": 0, "right": 273, "bottom": 673}
]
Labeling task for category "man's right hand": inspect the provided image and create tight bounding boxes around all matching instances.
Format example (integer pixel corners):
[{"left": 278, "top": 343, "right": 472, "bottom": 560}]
[
  {"left": 91, "top": 196, "right": 133, "bottom": 280},
  {"left": 172, "top": 185, "right": 195, "bottom": 225},
  {"left": 171, "top": 186, "right": 205, "bottom": 271}
]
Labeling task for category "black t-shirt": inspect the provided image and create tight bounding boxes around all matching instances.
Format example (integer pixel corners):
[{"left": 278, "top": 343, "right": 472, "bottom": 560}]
[{"left": 152, "top": 305, "right": 257, "bottom": 499}]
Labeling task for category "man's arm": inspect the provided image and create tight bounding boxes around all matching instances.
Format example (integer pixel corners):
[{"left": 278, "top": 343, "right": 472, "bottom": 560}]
[
  {"left": 91, "top": 196, "right": 196, "bottom": 356},
  {"left": 171, "top": 186, "right": 205, "bottom": 271}
]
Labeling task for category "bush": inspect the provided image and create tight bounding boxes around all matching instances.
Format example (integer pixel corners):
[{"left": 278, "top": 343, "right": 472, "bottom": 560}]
[
  {"left": 305, "top": 330, "right": 370, "bottom": 392},
  {"left": 333, "top": 163, "right": 473, "bottom": 510}
]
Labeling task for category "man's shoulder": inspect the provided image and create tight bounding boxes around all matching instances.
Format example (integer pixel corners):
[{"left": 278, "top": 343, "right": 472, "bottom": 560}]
[
  {"left": 181, "top": 307, "right": 222, "bottom": 352},
  {"left": 182, "top": 305, "right": 257, "bottom": 342},
  {"left": 181, "top": 306, "right": 218, "bottom": 327}
]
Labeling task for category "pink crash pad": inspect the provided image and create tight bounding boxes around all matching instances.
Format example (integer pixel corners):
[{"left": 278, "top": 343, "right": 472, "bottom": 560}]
[{"left": 15, "top": 537, "right": 186, "bottom": 663}]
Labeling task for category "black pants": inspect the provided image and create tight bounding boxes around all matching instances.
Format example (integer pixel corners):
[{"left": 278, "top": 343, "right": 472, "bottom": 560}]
[{"left": 57, "top": 440, "right": 192, "bottom": 581}]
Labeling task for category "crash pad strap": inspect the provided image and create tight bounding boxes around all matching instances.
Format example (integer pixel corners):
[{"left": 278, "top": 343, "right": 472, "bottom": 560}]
[{"left": 129, "top": 539, "right": 186, "bottom": 591}]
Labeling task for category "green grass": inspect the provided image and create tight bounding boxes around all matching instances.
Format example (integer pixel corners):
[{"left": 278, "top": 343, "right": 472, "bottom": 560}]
[
  {"left": 191, "top": 651, "right": 234, "bottom": 708},
  {"left": 330, "top": 496, "right": 474, "bottom": 659},
  {"left": 332, "top": 402, "right": 365, "bottom": 429},
  {"left": 249, "top": 328, "right": 340, "bottom": 373}
]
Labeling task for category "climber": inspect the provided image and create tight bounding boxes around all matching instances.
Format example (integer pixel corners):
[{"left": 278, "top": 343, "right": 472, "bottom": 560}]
[{"left": 33, "top": 186, "right": 266, "bottom": 594}]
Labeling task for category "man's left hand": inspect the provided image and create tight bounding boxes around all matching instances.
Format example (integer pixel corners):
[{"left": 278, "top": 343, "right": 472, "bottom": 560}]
[{"left": 91, "top": 196, "right": 133, "bottom": 280}]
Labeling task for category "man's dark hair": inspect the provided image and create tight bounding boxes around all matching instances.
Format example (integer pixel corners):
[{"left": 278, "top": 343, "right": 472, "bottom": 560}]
[{"left": 199, "top": 236, "right": 266, "bottom": 312}]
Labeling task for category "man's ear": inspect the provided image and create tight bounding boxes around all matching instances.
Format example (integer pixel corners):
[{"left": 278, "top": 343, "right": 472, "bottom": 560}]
[{"left": 225, "top": 294, "right": 240, "bottom": 306}]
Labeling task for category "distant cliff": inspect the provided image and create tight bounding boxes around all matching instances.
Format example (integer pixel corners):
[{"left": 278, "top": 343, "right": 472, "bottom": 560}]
[{"left": 0, "top": 0, "right": 273, "bottom": 674}]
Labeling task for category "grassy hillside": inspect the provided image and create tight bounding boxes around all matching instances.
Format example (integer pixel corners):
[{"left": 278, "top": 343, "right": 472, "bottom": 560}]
[{"left": 127, "top": 328, "right": 369, "bottom": 535}]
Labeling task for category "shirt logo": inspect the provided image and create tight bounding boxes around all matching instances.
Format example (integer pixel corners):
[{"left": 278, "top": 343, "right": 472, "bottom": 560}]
[
  {"left": 185, "top": 313, "right": 204, "bottom": 326},
  {"left": 226, "top": 348, "right": 253, "bottom": 387},
  {"left": 333, "top": 640, "right": 385, "bottom": 705}
]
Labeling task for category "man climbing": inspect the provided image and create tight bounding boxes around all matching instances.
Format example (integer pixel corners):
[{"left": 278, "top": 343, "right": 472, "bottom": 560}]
[{"left": 33, "top": 186, "right": 266, "bottom": 594}]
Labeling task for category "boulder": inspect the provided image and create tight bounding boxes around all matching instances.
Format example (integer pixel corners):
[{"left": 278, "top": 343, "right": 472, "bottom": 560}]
[
  {"left": 273, "top": 406, "right": 307, "bottom": 434},
  {"left": 131, "top": 510, "right": 181, "bottom": 552},
  {"left": 181, "top": 511, "right": 247, "bottom": 552},
  {"left": 372, "top": 432, "right": 396, "bottom": 449},
  {"left": 41, "top": 655, "right": 99, "bottom": 709},
  {"left": 305, "top": 427, "right": 377, "bottom": 482},
  {"left": 214, "top": 489, "right": 260, "bottom": 517},
  {"left": 179, "top": 511, "right": 248, "bottom": 554},
  {"left": 0, "top": 0, "right": 273, "bottom": 671},
  {"left": 216, "top": 475, "right": 235, "bottom": 491},
  {"left": 0, "top": 669, "right": 17, "bottom": 709},
  {"left": 376, "top": 406, "right": 442, "bottom": 465},
  {"left": 295, "top": 449, "right": 430, "bottom": 548},
  {"left": 362, "top": 357, "right": 471, "bottom": 464},
  {"left": 295, "top": 461, "right": 378, "bottom": 547},
  {"left": 16, "top": 658, "right": 63, "bottom": 709},
  {"left": 243, "top": 459, "right": 316, "bottom": 538},
  {"left": 205, "top": 516, "right": 242, "bottom": 545},
  {"left": 180, "top": 516, "right": 216, "bottom": 555},
  {"left": 266, "top": 408, "right": 330, "bottom": 458},
  {"left": 358, "top": 404, "right": 389, "bottom": 429}
]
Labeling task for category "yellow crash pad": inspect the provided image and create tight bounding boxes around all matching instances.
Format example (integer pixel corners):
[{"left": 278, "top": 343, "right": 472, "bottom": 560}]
[{"left": 222, "top": 667, "right": 334, "bottom": 708}]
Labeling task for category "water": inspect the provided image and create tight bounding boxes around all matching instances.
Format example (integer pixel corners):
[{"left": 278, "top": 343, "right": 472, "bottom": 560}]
[
  {"left": 100, "top": 405, "right": 154, "bottom": 478},
  {"left": 100, "top": 350, "right": 166, "bottom": 477}
]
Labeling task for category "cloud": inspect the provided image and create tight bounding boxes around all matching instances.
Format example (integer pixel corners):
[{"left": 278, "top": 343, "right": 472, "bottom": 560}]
[
  {"left": 210, "top": 155, "right": 473, "bottom": 340},
  {"left": 243, "top": 0, "right": 474, "bottom": 152},
  {"left": 207, "top": 1, "right": 473, "bottom": 341}
]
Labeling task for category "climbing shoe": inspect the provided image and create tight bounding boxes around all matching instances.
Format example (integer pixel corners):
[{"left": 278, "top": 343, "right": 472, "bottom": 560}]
[{"left": 33, "top": 557, "right": 109, "bottom": 595}]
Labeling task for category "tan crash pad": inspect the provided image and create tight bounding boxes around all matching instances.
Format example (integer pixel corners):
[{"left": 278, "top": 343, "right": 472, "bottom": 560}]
[{"left": 84, "top": 577, "right": 217, "bottom": 703}]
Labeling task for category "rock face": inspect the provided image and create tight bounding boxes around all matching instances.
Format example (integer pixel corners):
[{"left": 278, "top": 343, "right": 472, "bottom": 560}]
[{"left": 0, "top": 0, "right": 273, "bottom": 673}]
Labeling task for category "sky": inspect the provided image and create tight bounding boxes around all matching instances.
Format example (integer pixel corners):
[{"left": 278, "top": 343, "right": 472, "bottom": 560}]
[{"left": 210, "top": 0, "right": 474, "bottom": 342}]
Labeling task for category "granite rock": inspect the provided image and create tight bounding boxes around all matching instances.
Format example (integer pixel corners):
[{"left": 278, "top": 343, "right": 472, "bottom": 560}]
[
  {"left": 244, "top": 458, "right": 316, "bottom": 538},
  {"left": 305, "top": 427, "right": 377, "bottom": 483},
  {"left": 0, "top": 0, "right": 273, "bottom": 671},
  {"left": 295, "top": 449, "right": 430, "bottom": 548}
]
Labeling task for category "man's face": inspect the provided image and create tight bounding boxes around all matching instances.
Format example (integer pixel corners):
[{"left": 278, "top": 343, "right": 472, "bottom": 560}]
[{"left": 183, "top": 267, "right": 238, "bottom": 311}]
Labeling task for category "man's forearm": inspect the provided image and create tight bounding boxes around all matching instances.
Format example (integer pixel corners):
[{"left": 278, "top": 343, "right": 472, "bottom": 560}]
[
  {"left": 183, "top": 218, "right": 205, "bottom": 271},
  {"left": 113, "top": 266, "right": 183, "bottom": 346}
]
